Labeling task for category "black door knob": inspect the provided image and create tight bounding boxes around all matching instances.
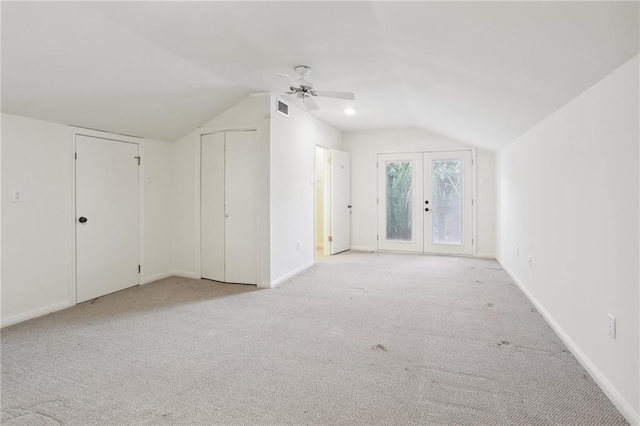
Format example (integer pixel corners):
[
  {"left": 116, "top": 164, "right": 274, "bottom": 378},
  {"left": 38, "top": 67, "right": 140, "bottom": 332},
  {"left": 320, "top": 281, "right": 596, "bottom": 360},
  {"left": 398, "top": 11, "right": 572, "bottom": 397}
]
[
  {"left": 425, "top": 200, "right": 429, "bottom": 204},
  {"left": 424, "top": 208, "right": 429, "bottom": 212},
  {"left": 79, "top": 217, "right": 88, "bottom": 223}
]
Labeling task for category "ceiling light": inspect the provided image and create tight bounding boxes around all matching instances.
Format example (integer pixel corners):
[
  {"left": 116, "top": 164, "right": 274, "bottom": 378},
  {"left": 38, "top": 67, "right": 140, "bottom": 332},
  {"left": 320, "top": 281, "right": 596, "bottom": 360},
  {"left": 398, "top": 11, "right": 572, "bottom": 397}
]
[{"left": 344, "top": 108, "right": 356, "bottom": 116}]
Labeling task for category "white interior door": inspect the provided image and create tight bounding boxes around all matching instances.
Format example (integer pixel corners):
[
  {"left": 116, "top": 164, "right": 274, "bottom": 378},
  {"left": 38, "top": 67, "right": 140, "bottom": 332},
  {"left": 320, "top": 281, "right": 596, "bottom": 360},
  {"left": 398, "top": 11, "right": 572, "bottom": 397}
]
[
  {"left": 76, "top": 135, "right": 139, "bottom": 303},
  {"left": 377, "top": 153, "right": 424, "bottom": 252},
  {"left": 201, "top": 131, "right": 258, "bottom": 285},
  {"left": 423, "top": 151, "right": 473, "bottom": 255},
  {"left": 330, "top": 149, "right": 351, "bottom": 254},
  {"left": 224, "top": 131, "right": 258, "bottom": 284},
  {"left": 201, "top": 132, "right": 225, "bottom": 282}
]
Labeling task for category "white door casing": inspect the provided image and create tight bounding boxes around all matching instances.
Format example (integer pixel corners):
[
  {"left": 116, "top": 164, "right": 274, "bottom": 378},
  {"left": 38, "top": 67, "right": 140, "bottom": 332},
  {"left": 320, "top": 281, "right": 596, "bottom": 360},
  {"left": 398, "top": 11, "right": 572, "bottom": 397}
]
[
  {"left": 330, "top": 149, "right": 351, "bottom": 254},
  {"left": 75, "top": 135, "right": 140, "bottom": 303}
]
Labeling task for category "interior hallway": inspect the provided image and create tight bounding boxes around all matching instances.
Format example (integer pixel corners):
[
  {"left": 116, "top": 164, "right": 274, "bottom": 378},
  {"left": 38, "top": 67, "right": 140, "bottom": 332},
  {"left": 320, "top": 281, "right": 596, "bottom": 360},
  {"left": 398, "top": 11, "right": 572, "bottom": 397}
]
[{"left": 1, "top": 252, "right": 627, "bottom": 425}]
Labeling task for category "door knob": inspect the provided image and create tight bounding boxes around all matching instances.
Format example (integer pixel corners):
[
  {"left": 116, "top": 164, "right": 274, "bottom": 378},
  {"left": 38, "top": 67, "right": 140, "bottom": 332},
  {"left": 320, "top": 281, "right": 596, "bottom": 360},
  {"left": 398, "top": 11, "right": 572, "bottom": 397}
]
[
  {"left": 425, "top": 200, "right": 429, "bottom": 204},
  {"left": 424, "top": 208, "right": 429, "bottom": 212},
  {"left": 79, "top": 216, "right": 88, "bottom": 223}
]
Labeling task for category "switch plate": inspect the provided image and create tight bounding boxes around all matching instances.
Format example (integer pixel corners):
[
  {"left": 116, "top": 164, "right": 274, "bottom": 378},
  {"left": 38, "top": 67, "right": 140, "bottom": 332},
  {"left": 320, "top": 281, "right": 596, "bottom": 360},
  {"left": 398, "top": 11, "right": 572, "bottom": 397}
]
[
  {"left": 11, "top": 189, "right": 23, "bottom": 202},
  {"left": 607, "top": 314, "right": 616, "bottom": 339}
]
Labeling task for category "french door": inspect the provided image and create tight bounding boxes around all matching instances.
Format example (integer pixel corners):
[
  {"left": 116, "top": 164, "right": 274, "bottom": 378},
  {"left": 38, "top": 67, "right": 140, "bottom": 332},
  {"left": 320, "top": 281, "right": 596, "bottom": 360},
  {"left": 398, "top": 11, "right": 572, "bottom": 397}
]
[{"left": 377, "top": 151, "right": 473, "bottom": 255}]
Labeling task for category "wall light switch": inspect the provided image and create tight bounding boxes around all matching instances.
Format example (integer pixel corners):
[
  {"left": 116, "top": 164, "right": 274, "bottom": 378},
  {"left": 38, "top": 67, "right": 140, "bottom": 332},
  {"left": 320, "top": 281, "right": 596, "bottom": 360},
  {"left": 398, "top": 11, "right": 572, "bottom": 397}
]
[
  {"left": 11, "top": 189, "right": 23, "bottom": 202},
  {"left": 607, "top": 314, "right": 616, "bottom": 339}
]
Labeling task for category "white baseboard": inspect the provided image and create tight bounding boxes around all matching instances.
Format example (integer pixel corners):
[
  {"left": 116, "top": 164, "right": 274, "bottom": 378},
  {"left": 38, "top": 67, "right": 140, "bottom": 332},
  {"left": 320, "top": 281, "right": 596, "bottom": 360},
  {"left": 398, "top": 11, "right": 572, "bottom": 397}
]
[
  {"left": 143, "top": 270, "right": 175, "bottom": 284},
  {"left": 270, "top": 261, "right": 315, "bottom": 288},
  {"left": 474, "top": 252, "right": 496, "bottom": 259},
  {"left": 350, "top": 246, "right": 376, "bottom": 252},
  {"left": 169, "top": 269, "right": 198, "bottom": 279},
  {"left": 1, "top": 300, "right": 73, "bottom": 328},
  {"left": 498, "top": 259, "right": 639, "bottom": 426}
]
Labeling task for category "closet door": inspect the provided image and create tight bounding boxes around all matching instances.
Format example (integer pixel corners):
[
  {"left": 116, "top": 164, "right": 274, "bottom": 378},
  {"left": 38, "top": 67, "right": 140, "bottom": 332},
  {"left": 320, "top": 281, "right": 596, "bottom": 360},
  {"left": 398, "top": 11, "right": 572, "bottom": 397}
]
[
  {"left": 201, "top": 132, "right": 225, "bottom": 282},
  {"left": 224, "top": 131, "right": 258, "bottom": 284},
  {"left": 76, "top": 135, "right": 139, "bottom": 303}
]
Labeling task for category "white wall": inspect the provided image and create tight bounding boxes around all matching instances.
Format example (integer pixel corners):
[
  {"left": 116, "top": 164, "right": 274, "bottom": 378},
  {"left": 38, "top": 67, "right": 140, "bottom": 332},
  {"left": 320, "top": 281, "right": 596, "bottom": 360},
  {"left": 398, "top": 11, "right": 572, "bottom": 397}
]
[
  {"left": 269, "top": 97, "right": 342, "bottom": 284},
  {"left": 143, "top": 139, "right": 173, "bottom": 282},
  {"left": 1, "top": 113, "right": 173, "bottom": 326},
  {"left": 343, "top": 128, "right": 495, "bottom": 256},
  {"left": 170, "top": 96, "right": 271, "bottom": 282},
  {"left": 496, "top": 56, "right": 639, "bottom": 423},
  {"left": 2, "top": 114, "right": 74, "bottom": 324}
]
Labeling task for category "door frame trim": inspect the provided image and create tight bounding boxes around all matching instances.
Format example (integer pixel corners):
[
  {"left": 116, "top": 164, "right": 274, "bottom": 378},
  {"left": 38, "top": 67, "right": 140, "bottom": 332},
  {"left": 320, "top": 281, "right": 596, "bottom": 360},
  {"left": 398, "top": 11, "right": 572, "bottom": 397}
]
[
  {"left": 70, "top": 127, "right": 144, "bottom": 306},
  {"left": 194, "top": 122, "right": 267, "bottom": 287},
  {"left": 313, "top": 145, "right": 332, "bottom": 258},
  {"left": 376, "top": 147, "right": 477, "bottom": 256}
]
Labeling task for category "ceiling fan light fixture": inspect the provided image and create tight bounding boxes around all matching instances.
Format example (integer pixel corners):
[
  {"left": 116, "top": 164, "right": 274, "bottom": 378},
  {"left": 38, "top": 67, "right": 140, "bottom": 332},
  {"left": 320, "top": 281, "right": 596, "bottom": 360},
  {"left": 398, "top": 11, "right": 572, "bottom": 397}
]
[{"left": 344, "top": 108, "right": 356, "bottom": 116}]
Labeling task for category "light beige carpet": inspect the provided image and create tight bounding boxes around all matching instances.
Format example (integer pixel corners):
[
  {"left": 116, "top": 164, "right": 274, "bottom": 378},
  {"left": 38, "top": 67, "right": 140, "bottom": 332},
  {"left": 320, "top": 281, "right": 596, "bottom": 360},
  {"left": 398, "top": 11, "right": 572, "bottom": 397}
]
[{"left": 1, "top": 252, "right": 628, "bottom": 425}]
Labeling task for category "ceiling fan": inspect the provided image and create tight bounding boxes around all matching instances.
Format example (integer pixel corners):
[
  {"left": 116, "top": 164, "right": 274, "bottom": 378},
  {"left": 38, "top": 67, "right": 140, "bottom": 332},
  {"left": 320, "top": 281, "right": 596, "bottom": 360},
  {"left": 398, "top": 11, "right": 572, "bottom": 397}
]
[{"left": 251, "top": 65, "right": 355, "bottom": 112}]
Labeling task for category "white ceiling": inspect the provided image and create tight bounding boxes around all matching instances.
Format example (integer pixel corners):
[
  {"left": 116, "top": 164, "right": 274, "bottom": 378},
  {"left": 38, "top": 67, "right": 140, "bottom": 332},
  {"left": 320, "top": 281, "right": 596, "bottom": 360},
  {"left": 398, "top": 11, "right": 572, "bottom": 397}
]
[{"left": 2, "top": 1, "right": 638, "bottom": 150}]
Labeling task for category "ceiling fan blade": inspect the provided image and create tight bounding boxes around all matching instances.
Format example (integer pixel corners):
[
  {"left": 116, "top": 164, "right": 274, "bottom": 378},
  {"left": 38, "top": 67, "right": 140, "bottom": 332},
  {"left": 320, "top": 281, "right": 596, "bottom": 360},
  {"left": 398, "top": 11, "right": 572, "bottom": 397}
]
[
  {"left": 303, "top": 97, "right": 319, "bottom": 112},
  {"left": 314, "top": 90, "right": 355, "bottom": 101},
  {"left": 249, "top": 92, "right": 272, "bottom": 97},
  {"left": 276, "top": 72, "right": 298, "bottom": 88}
]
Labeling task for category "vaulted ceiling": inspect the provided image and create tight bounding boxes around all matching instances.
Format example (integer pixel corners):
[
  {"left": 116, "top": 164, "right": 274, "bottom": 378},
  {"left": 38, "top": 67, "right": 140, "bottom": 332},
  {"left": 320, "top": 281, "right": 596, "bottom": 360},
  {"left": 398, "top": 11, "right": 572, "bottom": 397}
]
[{"left": 2, "top": 1, "right": 638, "bottom": 150}]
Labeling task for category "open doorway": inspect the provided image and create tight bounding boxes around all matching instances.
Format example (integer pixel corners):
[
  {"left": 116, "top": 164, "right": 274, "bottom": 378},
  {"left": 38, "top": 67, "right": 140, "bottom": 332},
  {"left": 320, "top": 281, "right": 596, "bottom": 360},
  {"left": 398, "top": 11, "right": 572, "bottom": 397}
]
[
  {"left": 315, "top": 146, "right": 330, "bottom": 258},
  {"left": 315, "top": 146, "right": 352, "bottom": 259}
]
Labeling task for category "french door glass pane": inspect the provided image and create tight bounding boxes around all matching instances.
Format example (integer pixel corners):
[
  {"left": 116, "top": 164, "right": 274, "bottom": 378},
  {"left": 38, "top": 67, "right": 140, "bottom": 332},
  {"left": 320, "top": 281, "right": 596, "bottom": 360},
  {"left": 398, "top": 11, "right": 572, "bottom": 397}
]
[
  {"left": 432, "top": 159, "right": 463, "bottom": 244},
  {"left": 386, "top": 161, "right": 413, "bottom": 241}
]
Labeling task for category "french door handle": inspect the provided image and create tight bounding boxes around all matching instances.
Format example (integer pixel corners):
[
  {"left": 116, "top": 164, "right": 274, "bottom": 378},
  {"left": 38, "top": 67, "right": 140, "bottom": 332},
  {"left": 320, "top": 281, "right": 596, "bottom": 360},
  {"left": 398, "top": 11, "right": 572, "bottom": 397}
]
[
  {"left": 424, "top": 208, "right": 429, "bottom": 212},
  {"left": 79, "top": 216, "right": 88, "bottom": 223}
]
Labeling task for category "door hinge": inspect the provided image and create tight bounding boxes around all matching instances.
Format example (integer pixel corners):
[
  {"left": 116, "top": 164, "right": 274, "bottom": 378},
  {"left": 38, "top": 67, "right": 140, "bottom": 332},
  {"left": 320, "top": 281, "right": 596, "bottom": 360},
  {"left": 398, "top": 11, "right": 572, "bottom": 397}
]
[
  {"left": 472, "top": 239, "right": 474, "bottom": 245},
  {"left": 328, "top": 236, "right": 333, "bottom": 242},
  {"left": 472, "top": 198, "right": 474, "bottom": 205},
  {"left": 471, "top": 158, "right": 474, "bottom": 166},
  {"left": 74, "top": 152, "right": 77, "bottom": 160},
  {"left": 377, "top": 235, "right": 379, "bottom": 241},
  {"left": 376, "top": 161, "right": 378, "bottom": 168},
  {"left": 138, "top": 265, "right": 141, "bottom": 273},
  {"left": 376, "top": 198, "right": 379, "bottom": 204},
  {"left": 134, "top": 156, "right": 141, "bottom": 166}
]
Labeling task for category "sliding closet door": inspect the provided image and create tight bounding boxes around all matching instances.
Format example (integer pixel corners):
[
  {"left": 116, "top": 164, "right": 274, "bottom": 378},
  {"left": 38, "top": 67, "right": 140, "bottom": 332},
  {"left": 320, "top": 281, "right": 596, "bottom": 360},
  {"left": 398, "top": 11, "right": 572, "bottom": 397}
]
[
  {"left": 201, "top": 132, "right": 225, "bottom": 282},
  {"left": 224, "top": 131, "right": 258, "bottom": 284}
]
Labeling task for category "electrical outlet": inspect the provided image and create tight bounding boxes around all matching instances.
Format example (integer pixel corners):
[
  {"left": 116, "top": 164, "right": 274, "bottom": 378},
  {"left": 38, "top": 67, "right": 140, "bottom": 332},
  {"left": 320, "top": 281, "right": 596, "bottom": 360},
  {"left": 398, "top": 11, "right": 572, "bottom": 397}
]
[
  {"left": 11, "top": 189, "right": 23, "bottom": 202},
  {"left": 527, "top": 255, "right": 532, "bottom": 268},
  {"left": 607, "top": 314, "right": 616, "bottom": 339}
]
